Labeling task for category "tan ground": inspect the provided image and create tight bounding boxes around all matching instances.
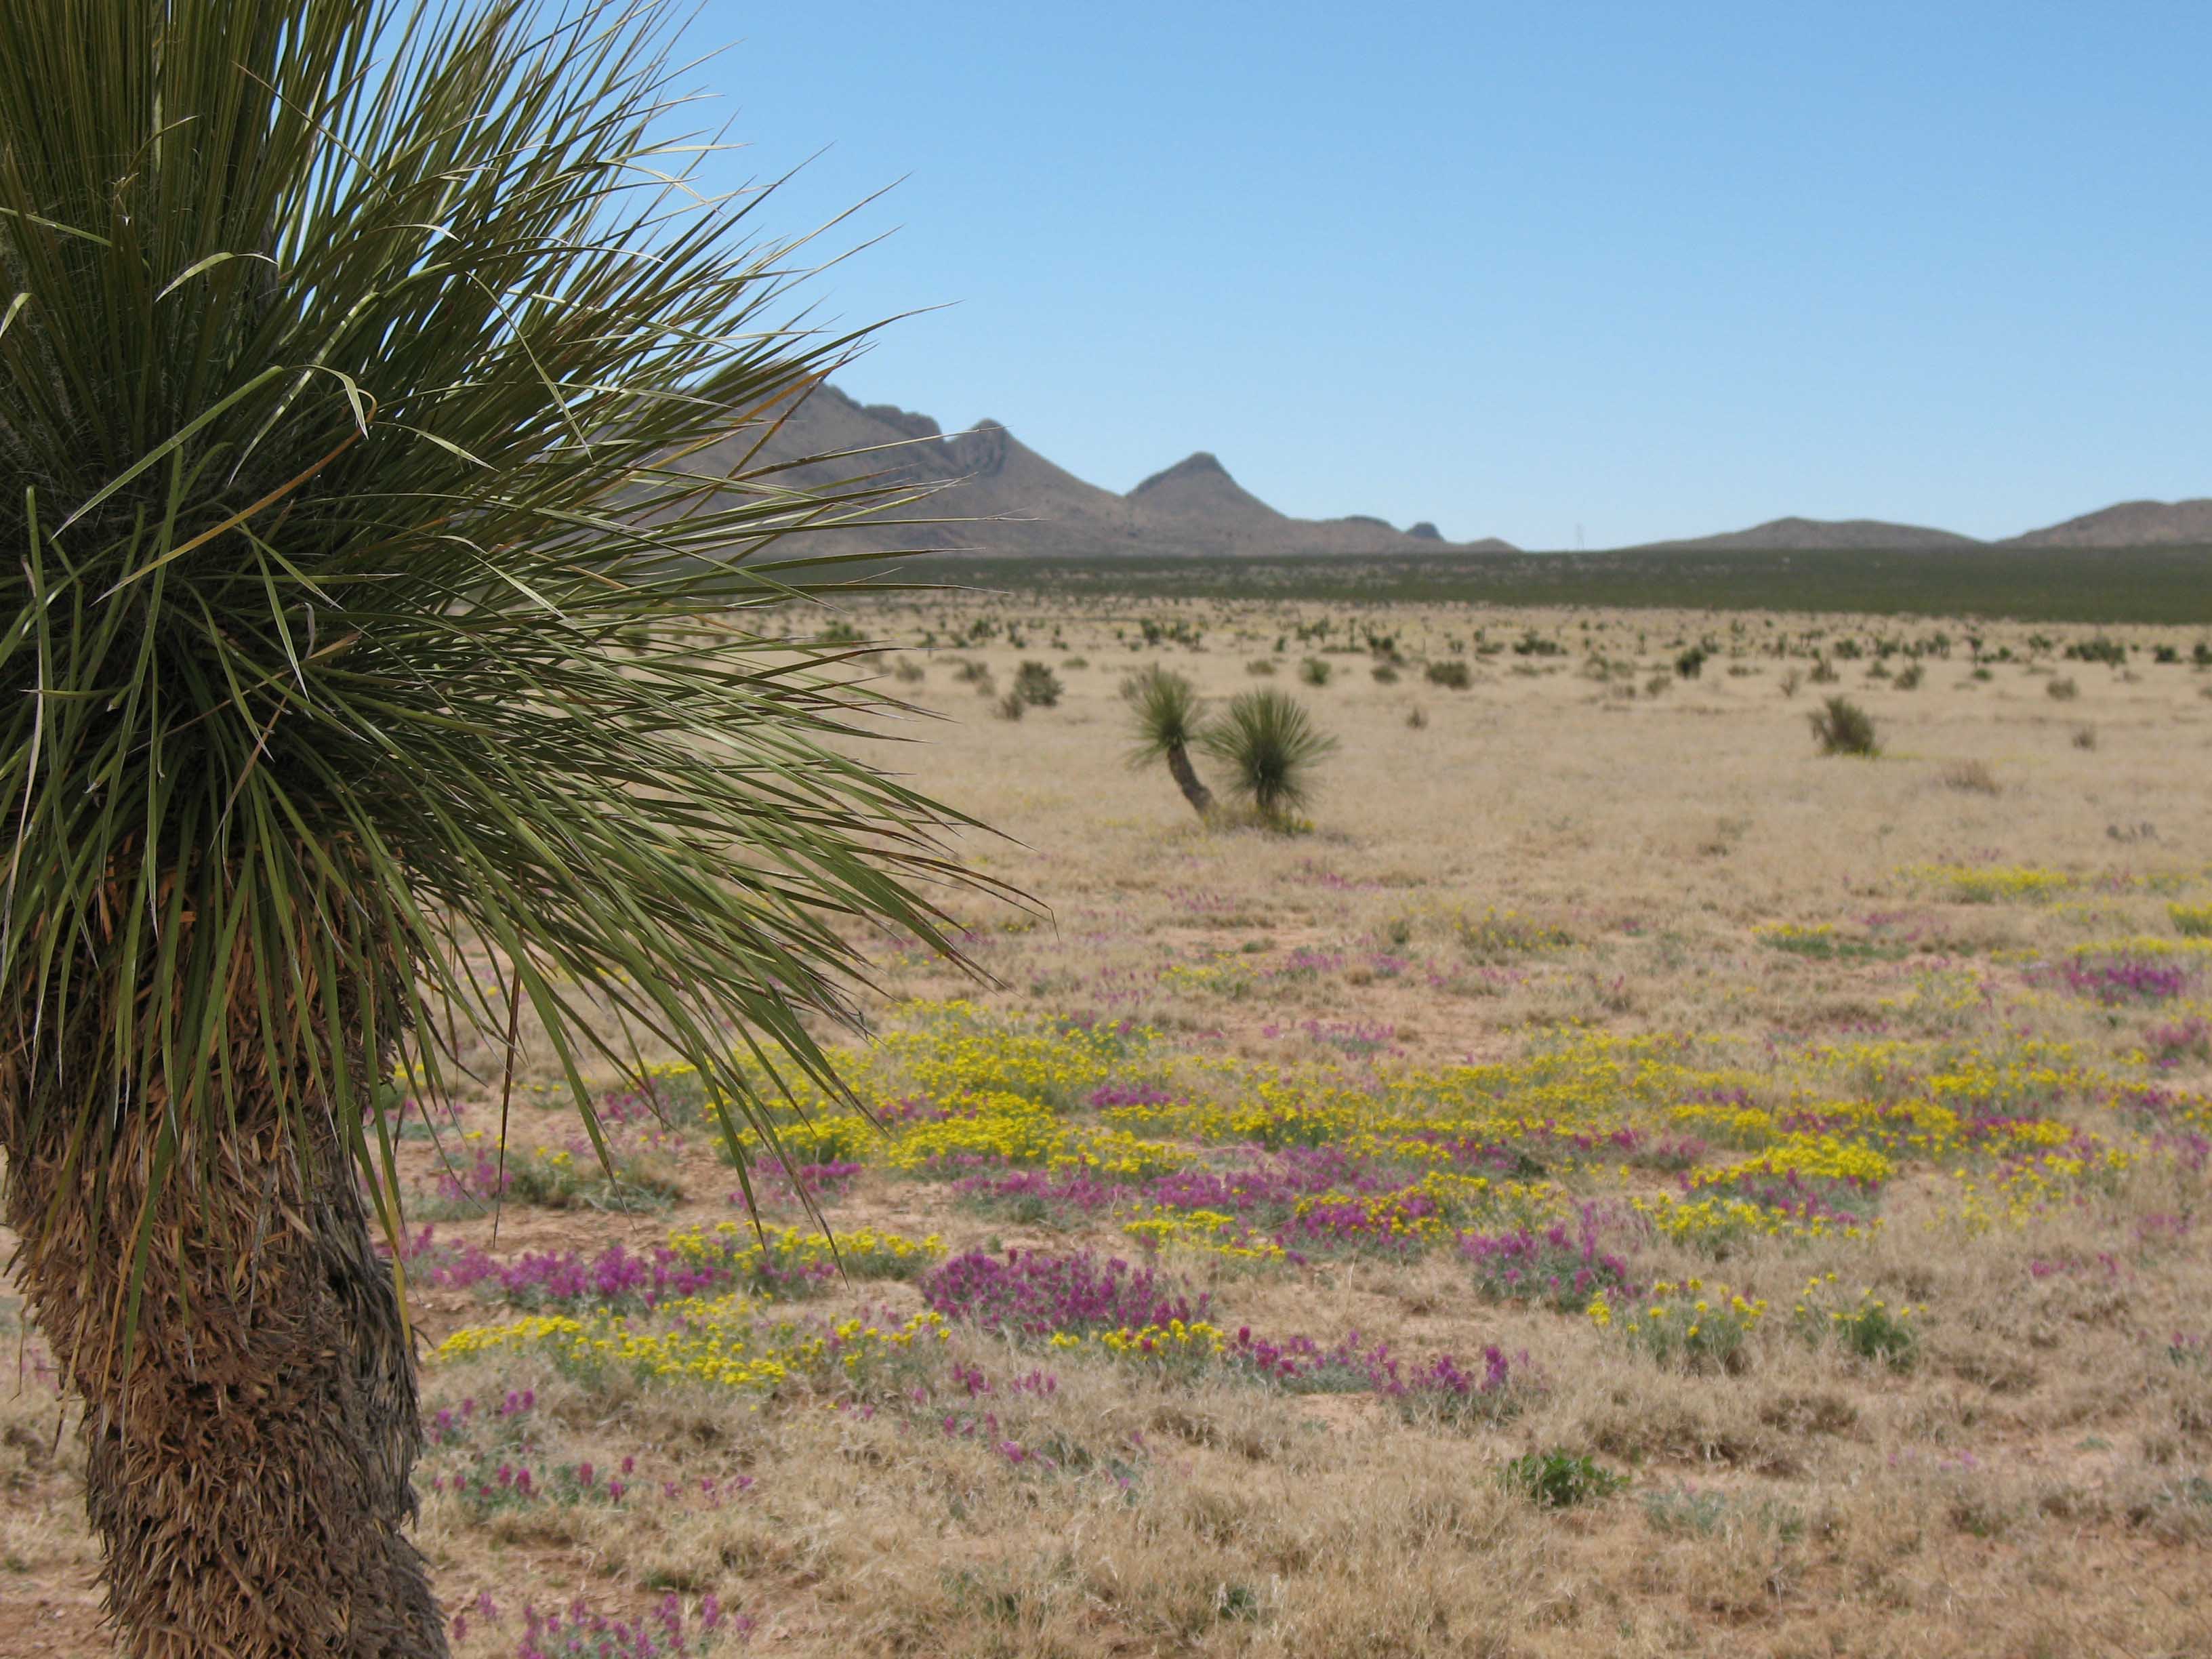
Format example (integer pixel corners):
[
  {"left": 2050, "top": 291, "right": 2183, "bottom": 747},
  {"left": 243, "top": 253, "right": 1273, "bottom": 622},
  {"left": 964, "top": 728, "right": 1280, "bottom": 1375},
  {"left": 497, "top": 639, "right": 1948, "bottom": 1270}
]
[{"left": 5, "top": 598, "right": 2212, "bottom": 1658}]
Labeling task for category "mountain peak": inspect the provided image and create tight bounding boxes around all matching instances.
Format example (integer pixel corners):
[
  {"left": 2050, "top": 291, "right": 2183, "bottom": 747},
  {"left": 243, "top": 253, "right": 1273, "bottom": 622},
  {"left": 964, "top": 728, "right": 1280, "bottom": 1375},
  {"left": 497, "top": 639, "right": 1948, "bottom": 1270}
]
[{"left": 1130, "top": 451, "right": 1234, "bottom": 495}]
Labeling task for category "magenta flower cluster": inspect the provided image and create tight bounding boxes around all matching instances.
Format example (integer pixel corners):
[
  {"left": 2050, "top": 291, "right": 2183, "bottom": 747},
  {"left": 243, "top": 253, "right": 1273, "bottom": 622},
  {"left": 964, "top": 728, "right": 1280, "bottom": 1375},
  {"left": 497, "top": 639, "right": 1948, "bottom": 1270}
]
[
  {"left": 954, "top": 1167, "right": 1124, "bottom": 1218},
  {"left": 2059, "top": 958, "right": 2193, "bottom": 1005},
  {"left": 508, "top": 1593, "right": 745, "bottom": 1657},
  {"left": 2144, "top": 1018, "right": 2211, "bottom": 1067},
  {"left": 919, "top": 1249, "right": 1207, "bottom": 1339},
  {"left": 1223, "top": 1328, "right": 1520, "bottom": 1417},
  {"left": 404, "top": 1231, "right": 827, "bottom": 1313},
  {"left": 1460, "top": 1212, "right": 1637, "bottom": 1310}
]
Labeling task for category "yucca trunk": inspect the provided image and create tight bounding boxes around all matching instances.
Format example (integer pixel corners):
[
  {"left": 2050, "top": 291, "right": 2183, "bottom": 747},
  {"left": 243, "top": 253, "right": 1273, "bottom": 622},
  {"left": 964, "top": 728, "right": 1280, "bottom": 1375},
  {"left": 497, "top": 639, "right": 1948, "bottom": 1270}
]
[
  {"left": 1, "top": 1012, "right": 444, "bottom": 1658},
  {"left": 1164, "top": 743, "right": 1216, "bottom": 816}
]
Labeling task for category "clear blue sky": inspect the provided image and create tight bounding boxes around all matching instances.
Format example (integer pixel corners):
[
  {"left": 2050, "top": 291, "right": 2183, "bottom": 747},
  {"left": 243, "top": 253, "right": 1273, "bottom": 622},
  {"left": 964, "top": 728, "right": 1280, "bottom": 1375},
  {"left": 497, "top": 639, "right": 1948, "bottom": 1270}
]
[{"left": 687, "top": 2, "right": 2210, "bottom": 550}]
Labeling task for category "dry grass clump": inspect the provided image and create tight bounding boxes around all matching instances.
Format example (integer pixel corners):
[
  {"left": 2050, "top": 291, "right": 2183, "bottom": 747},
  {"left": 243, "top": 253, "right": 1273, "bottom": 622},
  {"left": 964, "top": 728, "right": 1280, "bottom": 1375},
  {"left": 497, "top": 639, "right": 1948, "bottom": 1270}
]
[{"left": 1941, "top": 759, "right": 2001, "bottom": 795}]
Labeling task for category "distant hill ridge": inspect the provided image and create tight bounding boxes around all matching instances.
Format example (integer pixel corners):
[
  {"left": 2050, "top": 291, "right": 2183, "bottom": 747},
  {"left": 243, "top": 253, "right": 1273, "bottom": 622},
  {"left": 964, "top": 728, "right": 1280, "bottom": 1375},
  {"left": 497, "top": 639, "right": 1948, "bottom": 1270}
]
[
  {"left": 1623, "top": 501, "right": 2212, "bottom": 552},
  {"left": 1627, "top": 516, "right": 1984, "bottom": 552},
  {"left": 714, "top": 384, "right": 1517, "bottom": 558},
  {"left": 706, "top": 382, "right": 2212, "bottom": 556},
  {"left": 2001, "top": 498, "right": 2212, "bottom": 548}
]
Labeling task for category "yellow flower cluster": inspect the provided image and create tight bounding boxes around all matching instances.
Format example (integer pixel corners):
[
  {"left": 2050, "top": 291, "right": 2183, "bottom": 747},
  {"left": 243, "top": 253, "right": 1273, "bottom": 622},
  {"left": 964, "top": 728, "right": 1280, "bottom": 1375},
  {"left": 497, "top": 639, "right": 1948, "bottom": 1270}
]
[
  {"left": 1447, "top": 905, "right": 1574, "bottom": 961},
  {"left": 435, "top": 1294, "right": 949, "bottom": 1394},
  {"left": 2068, "top": 935, "right": 2212, "bottom": 959},
  {"left": 1950, "top": 1144, "right": 2135, "bottom": 1231},
  {"left": 1755, "top": 922, "right": 1835, "bottom": 942},
  {"left": 1904, "top": 863, "right": 2076, "bottom": 903},
  {"left": 1791, "top": 1272, "right": 1921, "bottom": 1323},
  {"left": 873, "top": 1000, "right": 1155, "bottom": 1105},
  {"left": 1050, "top": 1319, "right": 1230, "bottom": 1366},
  {"left": 1633, "top": 1191, "right": 1877, "bottom": 1249},
  {"left": 882, "top": 1090, "right": 1066, "bottom": 1170},
  {"left": 732, "top": 1115, "right": 876, "bottom": 1166},
  {"left": 1050, "top": 1126, "right": 1193, "bottom": 1180},
  {"left": 1158, "top": 959, "right": 1259, "bottom": 998},
  {"left": 1691, "top": 1135, "right": 1893, "bottom": 1190},
  {"left": 1120, "top": 1209, "right": 1289, "bottom": 1262},
  {"left": 1790, "top": 1273, "right": 1921, "bottom": 1366},
  {"left": 1606, "top": 1277, "right": 1767, "bottom": 1368},
  {"left": 664, "top": 1221, "right": 944, "bottom": 1280},
  {"left": 2172, "top": 902, "right": 2212, "bottom": 939}
]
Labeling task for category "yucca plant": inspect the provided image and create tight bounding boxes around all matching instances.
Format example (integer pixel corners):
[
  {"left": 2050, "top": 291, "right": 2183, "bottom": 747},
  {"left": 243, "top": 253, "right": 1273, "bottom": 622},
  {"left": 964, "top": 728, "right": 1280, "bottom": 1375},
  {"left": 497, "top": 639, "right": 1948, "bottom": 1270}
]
[
  {"left": 1198, "top": 689, "right": 1338, "bottom": 822},
  {"left": 1124, "top": 664, "right": 1214, "bottom": 815},
  {"left": 0, "top": 2, "right": 994, "bottom": 1652}
]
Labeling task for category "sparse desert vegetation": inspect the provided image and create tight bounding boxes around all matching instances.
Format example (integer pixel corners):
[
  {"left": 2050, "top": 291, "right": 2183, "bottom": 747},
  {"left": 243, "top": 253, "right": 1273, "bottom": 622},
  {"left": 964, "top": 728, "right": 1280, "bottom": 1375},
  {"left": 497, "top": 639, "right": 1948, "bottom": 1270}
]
[{"left": 7, "top": 594, "right": 2212, "bottom": 1656}]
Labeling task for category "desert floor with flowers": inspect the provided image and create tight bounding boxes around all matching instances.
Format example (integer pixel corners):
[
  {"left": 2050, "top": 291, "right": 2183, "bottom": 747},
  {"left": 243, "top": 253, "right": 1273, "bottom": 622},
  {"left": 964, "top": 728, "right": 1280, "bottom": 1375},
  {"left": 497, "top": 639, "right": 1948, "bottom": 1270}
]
[{"left": 7, "top": 597, "right": 2212, "bottom": 1658}]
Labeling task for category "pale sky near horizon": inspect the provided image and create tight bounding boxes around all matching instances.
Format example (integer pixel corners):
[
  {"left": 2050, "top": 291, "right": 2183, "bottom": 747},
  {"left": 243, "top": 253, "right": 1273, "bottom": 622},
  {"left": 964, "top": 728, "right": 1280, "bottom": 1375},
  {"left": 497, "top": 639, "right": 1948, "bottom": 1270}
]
[{"left": 687, "top": 2, "right": 2211, "bottom": 550}]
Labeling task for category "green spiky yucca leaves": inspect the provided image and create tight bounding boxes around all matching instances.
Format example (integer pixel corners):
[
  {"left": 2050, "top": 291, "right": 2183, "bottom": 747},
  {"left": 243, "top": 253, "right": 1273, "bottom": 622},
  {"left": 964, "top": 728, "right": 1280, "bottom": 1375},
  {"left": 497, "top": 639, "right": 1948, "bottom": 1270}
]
[
  {"left": 1123, "top": 664, "right": 1203, "bottom": 761},
  {"left": 1122, "top": 665, "right": 1213, "bottom": 815},
  {"left": 1199, "top": 688, "right": 1339, "bottom": 819},
  {"left": 0, "top": 0, "right": 993, "bottom": 1322}
]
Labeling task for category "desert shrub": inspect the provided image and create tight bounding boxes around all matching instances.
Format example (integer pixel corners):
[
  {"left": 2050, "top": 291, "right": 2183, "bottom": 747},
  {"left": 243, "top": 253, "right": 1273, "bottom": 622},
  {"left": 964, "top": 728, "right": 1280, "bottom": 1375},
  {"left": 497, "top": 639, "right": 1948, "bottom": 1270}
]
[
  {"left": 1245, "top": 657, "right": 1277, "bottom": 675},
  {"left": 2064, "top": 637, "right": 2127, "bottom": 666},
  {"left": 1299, "top": 657, "right": 1332, "bottom": 687},
  {"left": 951, "top": 657, "right": 991, "bottom": 684},
  {"left": 1809, "top": 695, "right": 1877, "bottom": 756},
  {"left": 1406, "top": 707, "right": 1429, "bottom": 729},
  {"left": 1779, "top": 668, "right": 1804, "bottom": 698},
  {"left": 1942, "top": 760, "right": 2000, "bottom": 795},
  {"left": 1640, "top": 1486, "right": 1731, "bottom": 1536},
  {"left": 2047, "top": 676, "right": 2080, "bottom": 701},
  {"left": 1198, "top": 689, "right": 1338, "bottom": 821},
  {"left": 1452, "top": 907, "right": 1572, "bottom": 962},
  {"left": 1896, "top": 663, "right": 1924, "bottom": 690},
  {"left": 1794, "top": 1277, "right": 1919, "bottom": 1370},
  {"left": 1612, "top": 1279, "right": 1765, "bottom": 1372},
  {"left": 1425, "top": 660, "right": 1473, "bottom": 690},
  {"left": 1061, "top": 655, "right": 1089, "bottom": 670},
  {"left": 892, "top": 659, "right": 926, "bottom": 684},
  {"left": 1643, "top": 673, "right": 1673, "bottom": 697},
  {"left": 2073, "top": 726, "right": 2098, "bottom": 750},
  {"left": 1370, "top": 663, "right": 1400, "bottom": 684},
  {"left": 993, "top": 691, "right": 1026, "bottom": 721},
  {"left": 1674, "top": 645, "right": 1708, "bottom": 680},
  {"left": 1012, "top": 661, "right": 1064, "bottom": 708},
  {"left": 2194, "top": 640, "right": 2212, "bottom": 668},
  {"left": 1502, "top": 1450, "right": 1626, "bottom": 1509},
  {"left": 1809, "top": 658, "right": 1839, "bottom": 684}
]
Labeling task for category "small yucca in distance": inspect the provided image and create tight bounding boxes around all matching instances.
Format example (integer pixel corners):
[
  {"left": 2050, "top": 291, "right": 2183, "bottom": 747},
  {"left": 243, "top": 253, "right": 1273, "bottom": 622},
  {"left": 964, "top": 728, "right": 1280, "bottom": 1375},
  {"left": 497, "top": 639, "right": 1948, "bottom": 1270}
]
[
  {"left": 1200, "top": 688, "right": 1340, "bottom": 821},
  {"left": 1125, "top": 664, "right": 1214, "bottom": 815}
]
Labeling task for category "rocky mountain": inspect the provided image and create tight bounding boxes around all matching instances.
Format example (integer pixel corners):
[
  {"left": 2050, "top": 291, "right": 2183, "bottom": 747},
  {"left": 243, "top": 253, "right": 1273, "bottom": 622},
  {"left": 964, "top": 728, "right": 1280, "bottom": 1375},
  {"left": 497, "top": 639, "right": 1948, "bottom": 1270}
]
[
  {"left": 689, "top": 383, "right": 2212, "bottom": 556},
  {"left": 1999, "top": 499, "right": 2212, "bottom": 548},
  {"left": 694, "top": 384, "right": 1515, "bottom": 558},
  {"left": 1625, "top": 516, "right": 1985, "bottom": 552}
]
